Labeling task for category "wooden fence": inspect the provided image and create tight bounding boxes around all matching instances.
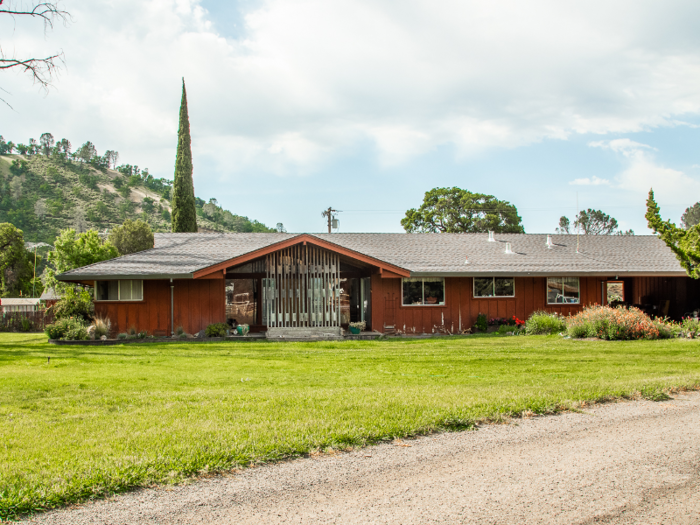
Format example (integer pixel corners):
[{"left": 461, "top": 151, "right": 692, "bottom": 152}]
[{"left": 0, "top": 310, "right": 56, "bottom": 333}]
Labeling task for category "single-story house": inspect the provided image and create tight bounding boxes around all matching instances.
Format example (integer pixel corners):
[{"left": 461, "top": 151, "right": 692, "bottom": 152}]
[
  {"left": 39, "top": 288, "right": 61, "bottom": 308},
  {"left": 57, "top": 232, "right": 699, "bottom": 336},
  {"left": 0, "top": 298, "right": 42, "bottom": 313}
]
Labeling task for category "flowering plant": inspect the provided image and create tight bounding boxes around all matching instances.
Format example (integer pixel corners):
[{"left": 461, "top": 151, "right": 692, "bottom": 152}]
[
  {"left": 566, "top": 305, "right": 668, "bottom": 340},
  {"left": 679, "top": 317, "right": 700, "bottom": 338},
  {"left": 349, "top": 321, "right": 366, "bottom": 331}
]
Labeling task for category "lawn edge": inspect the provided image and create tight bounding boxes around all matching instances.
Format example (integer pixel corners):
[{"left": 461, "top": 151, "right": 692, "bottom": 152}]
[{"left": 6, "top": 381, "right": 699, "bottom": 524}]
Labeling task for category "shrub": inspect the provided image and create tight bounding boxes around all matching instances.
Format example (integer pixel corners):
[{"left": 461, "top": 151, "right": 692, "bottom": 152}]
[
  {"left": 475, "top": 313, "right": 488, "bottom": 333},
  {"left": 680, "top": 317, "right": 700, "bottom": 338},
  {"left": 175, "top": 325, "right": 185, "bottom": 336},
  {"left": 524, "top": 311, "right": 566, "bottom": 335},
  {"left": 205, "top": 323, "right": 228, "bottom": 338},
  {"left": 92, "top": 316, "right": 111, "bottom": 339},
  {"left": 45, "top": 318, "right": 89, "bottom": 340},
  {"left": 653, "top": 318, "right": 678, "bottom": 339},
  {"left": 566, "top": 305, "right": 664, "bottom": 340},
  {"left": 117, "top": 333, "right": 127, "bottom": 340},
  {"left": 19, "top": 318, "right": 33, "bottom": 332},
  {"left": 52, "top": 287, "right": 94, "bottom": 322},
  {"left": 497, "top": 324, "right": 515, "bottom": 335}
]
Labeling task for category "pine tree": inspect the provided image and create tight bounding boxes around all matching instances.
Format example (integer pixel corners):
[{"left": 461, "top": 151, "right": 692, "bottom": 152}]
[{"left": 171, "top": 79, "right": 198, "bottom": 233}]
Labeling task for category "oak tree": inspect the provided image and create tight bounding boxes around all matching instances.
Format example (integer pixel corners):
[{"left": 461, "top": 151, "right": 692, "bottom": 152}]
[
  {"left": 107, "top": 219, "right": 154, "bottom": 256},
  {"left": 401, "top": 187, "right": 524, "bottom": 233}
]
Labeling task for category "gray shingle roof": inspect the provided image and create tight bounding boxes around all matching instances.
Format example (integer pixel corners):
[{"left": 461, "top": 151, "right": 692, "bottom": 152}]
[{"left": 57, "top": 232, "right": 687, "bottom": 280}]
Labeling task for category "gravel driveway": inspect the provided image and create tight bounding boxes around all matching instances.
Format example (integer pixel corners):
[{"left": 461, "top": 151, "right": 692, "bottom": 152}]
[{"left": 25, "top": 390, "right": 700, "bottom": 524}]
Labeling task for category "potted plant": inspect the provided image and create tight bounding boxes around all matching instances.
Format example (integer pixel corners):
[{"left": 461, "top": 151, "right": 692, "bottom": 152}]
[
  {"left": 237, "top": 324, "right": 250, "bottom": 335},
  {"left": 349, "top": 320, "right": 366, "bottom": 334}
]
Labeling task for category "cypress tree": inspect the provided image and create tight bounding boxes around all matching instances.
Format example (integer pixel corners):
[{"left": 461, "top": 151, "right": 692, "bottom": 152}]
[{"left": 171, "top": 79, "right": 198, "bottom": 233}]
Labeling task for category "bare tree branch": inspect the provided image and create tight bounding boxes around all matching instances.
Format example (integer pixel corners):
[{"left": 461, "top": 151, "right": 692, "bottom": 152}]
[
  {"left": 0, "top": 1, "right": 71, "bottom": 32},
  {"left": 0, "top": 1, "right": 71, "bottom": 106},
  {"left": 0, "top": 52, "right": 63, "bottom": 88}
]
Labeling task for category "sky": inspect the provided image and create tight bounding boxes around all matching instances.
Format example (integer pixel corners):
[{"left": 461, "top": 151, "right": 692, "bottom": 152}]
[{"left": 3, "top": 0, "right": 700, "bottom": 234}]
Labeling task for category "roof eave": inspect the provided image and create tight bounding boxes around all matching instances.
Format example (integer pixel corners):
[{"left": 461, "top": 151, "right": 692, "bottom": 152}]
[
  {"left": 56, "top": 273, "right": 194, "bottom": 282},
  {"left": 409, "top": 271, "right": 689, "bottom": 278},
  {"left": 191, "top": 233, "right": 411, "bottom": 279}
]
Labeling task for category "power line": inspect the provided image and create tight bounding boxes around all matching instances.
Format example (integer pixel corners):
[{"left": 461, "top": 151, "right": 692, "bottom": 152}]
[{"left": 341, "top": 203, "right": 691, "bottom": 214}]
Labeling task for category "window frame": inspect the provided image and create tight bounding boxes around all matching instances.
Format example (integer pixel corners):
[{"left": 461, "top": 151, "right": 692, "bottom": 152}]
[
  {"left": 401, "top": 277, "right": 446, "bottom": 307},
  {"left": 472, "top": 277, "right": 516, "bottom": 298},
  {"left": 606, "top": 280, "right": 625, "bottom": 304},
  {"left": 546, "top": 277, "right": 580, "bottom": 305},
  {"left": 94, "top": 280, "right": 144, "bottom": 302}
]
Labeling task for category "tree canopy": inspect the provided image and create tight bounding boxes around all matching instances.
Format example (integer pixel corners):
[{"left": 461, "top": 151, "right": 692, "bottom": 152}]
[
  {"left": 646, "top": 190, "right": 700, "bottom": 279},
  {"left": 401, "top": 187, "right": 524, "bottom": 233},
  {"left": 107, "top": 219, "right": 154, "bottom": 256},
  {"left": 681, "top": 202, "right": 700, "bottom": 230},
  {"left": 0, "top": 223, "right": 32, "bottom": 297},
  {"left": 557, "top": 209, "right": 633, "bottom": 235},
  {"left": 171, "top": 79, "right": 198, "bottom": 232},
  {"left": 44, "top": 229, "right": 118, "bottom": 290}
]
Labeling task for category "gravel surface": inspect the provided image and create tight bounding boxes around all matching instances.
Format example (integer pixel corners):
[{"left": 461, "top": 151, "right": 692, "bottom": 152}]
[{"left": 25, "top": 391, "right": 700, "bottom": 525}]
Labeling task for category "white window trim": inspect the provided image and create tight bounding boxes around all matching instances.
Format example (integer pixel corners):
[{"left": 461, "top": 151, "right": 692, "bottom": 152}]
[
  {"left": 473, "top": 277, "right": 516, "bottom": 298},
  {"left": 546, "top": 277, "right": 581, "bottom": 305},
  {"left": 401, "top": 278, "right": 446, "bottom": 307},
  {"left": 94, "top": 280, "right": 144, "bottom": 302}
]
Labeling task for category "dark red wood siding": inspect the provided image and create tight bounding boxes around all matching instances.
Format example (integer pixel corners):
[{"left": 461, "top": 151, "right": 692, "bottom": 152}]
[
  {"left": 371, "top": 275, "right": 603, "bottom": 334},
  {"left": 95, "top": 279, "right": 225, "bottom": 336}
]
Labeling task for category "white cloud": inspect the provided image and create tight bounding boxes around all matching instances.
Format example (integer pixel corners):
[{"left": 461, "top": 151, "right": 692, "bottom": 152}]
[
  {"left": 570, "top": 176, "right": 611, "bottom": 186},
  {"left": 5, "top": 0, "right": 700, "bottom": 177},
  {"left": 588, "top": 138, "right": 700, "bottom": 204},
  {"left": 588, "top": 139, "right": 656, "bottom": 158}
]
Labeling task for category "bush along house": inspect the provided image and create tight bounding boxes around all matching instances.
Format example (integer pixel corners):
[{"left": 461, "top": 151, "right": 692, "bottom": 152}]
[{"left": 56, "top": 232, "right": 699, "bottom": 337}]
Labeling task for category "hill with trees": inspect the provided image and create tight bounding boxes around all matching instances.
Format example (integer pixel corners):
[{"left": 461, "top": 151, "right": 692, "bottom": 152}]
[{"left": 0, "top": 134, "right": 276, "bottom": 243}]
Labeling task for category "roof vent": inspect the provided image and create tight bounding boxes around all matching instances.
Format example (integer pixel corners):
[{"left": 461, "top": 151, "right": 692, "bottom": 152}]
[
  {"left": 505, "top": 242, "right": 514, "bottom": 254},
  {"left": 488, "top": 231, "right": 495, "bottom": 242},
  {"left": 464, "top": 255, "right": 469, "bottom": 265},
  {"left": 546, "top": 235, "right": 554, "bottom": 249}
]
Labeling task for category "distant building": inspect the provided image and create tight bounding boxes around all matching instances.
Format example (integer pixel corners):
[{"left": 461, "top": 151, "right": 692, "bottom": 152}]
[
  {"left": 0, "top": 298, "right": 42, "bottom": 313},
  {"left": 40, "top": 288, "right": 61, "bottom": 307}
]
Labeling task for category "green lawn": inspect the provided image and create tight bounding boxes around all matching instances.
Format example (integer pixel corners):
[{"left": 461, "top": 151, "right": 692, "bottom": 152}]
[{"left": 1, "top": 333, "right": 699, "bottom": 520}]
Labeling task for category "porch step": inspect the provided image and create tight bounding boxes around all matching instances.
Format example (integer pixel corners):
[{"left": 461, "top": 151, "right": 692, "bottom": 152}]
[{"left": 266, "top": 326, "right": 344, "bottom": 340}]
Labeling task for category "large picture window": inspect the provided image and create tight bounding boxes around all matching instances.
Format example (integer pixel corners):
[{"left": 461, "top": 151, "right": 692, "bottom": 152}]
[
  {"left": 95, "top": 280, "right": 143, "bottom": 301},
  {"left": 473, "top": 277, "right": 515, "bottom": 298},
  {"left": 402, "top": 278, "right": 445, "bottom": 306},
  {"left": 547, "top": 277, "right": 580, "bottom": 304}
]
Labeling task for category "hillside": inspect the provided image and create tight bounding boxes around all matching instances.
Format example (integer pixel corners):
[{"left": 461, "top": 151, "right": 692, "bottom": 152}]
[{"left": 0, "top": 154, "right": 275, "bottom": 242}]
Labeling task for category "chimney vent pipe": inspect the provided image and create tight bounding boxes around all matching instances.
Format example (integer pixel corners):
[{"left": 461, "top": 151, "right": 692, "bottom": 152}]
[
  {"left": 547, "top": 235, "right": 554, "bottom": 249},
  {"left": 488, "top": 231, "right": 495, "bottom": 242},
  {"left": 505, "top": 242, "right": 514, "bottom": 254}
]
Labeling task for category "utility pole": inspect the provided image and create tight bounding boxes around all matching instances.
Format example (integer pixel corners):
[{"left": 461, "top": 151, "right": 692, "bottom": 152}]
[{"left": 321, "top": 207, "right": 339, "bottom": 233}]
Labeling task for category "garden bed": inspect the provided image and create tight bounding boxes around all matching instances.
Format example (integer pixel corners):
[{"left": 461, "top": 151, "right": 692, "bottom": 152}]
[{"left": 48, "top": 334, "right": 266, "bottom": 345}]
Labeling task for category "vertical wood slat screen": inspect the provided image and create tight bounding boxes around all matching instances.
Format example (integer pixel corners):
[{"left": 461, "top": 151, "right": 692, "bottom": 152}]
[{"left": 263, "top": 244, "right": 340, "bottom": 327}]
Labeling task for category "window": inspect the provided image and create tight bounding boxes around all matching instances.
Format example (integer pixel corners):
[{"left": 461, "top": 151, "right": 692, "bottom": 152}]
[
  {"left": 402, "top": 278, "right": 445, "bottom": 306},
  {"left": 606, "top": 281, "right": 624, "bottom": 304},
  {"left": 547, "top": 277, "right": 580, "bottom": 304},
  {"left": 95, "top": 280, "right": 143, "bottom": 301},
  {"left": 473, "top": 277, "right": 515, "bottom": 298}
]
